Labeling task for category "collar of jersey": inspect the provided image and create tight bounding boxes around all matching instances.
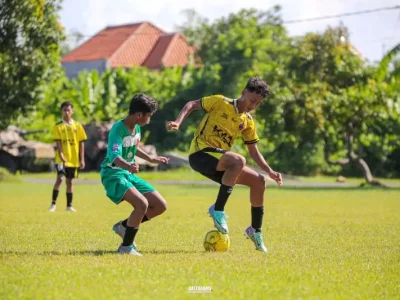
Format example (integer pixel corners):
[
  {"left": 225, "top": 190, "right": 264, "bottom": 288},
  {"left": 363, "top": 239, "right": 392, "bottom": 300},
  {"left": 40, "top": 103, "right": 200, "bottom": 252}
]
[
  {"left": 121, "top": 119, "right": 138, "bottom": 136},
  {"left": 231, "top": 99, "right": 242, "bottom": 115},
  {"left": 62, "top": 119, "right": 74, "bottom": 125}
]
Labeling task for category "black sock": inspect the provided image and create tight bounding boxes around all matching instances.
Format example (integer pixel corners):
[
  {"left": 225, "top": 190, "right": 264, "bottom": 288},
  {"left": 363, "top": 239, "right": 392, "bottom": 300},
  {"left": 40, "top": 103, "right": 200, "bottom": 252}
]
[
  {"left": 52, "top": 190, "right": 59, "bottom": 205},
  {"left": 214, "top": 184, "right": 233, "bottom": 211},
  {"left": 122, "top": 226, "right": 139, "bottom": 246},
  {"left": 121, "top": 215, "right": 150, "bottom": 228},
  {"left": 251, "top": 206, "right": 264, "bottom": 233},
  {"left": 66, "top": 193, "right": 73, "bottom": 207}
]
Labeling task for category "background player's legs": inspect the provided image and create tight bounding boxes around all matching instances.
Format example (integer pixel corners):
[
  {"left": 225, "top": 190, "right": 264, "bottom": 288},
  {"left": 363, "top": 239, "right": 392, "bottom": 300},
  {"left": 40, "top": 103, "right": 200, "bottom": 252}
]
[
  {"left": 236, "top": 166, "right": 268, "bottom": 252},
  {"left": 66, "top": 178, "right": 74, "bottom": 211},
  {"left": 49, "top": 173, "right": 63, "bottom": 212}
]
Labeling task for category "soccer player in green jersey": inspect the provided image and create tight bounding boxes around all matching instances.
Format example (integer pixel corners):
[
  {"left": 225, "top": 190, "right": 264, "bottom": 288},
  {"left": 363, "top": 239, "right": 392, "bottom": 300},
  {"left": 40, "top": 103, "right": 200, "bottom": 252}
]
[{"left": 101, "top": 93, "right": 169, "bottom": 256}]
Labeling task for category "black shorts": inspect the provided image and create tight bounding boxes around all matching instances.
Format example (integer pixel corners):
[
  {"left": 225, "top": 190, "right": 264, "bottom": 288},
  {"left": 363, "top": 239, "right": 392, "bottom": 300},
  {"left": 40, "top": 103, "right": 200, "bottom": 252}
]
[
  {"left": 188, "top": 148, "right": 226, "bottom": 184},
  {"left": 56, "top": 164, "right": 78, "bottom": 179}
]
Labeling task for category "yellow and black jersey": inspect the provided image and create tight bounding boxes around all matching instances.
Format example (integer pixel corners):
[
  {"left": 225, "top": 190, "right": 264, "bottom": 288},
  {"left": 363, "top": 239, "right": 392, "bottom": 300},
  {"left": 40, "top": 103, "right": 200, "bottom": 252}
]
[
  {"left": 189, "top": 95, "right": 259, "bottom": 157},
  {"left": 53, "top": 120, "right": 87, "bottom": 167}
]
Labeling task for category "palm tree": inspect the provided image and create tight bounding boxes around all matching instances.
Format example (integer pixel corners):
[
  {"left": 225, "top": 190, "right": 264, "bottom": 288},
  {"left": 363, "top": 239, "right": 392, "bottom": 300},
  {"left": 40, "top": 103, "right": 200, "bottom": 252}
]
[{"left": 377, "top": 42, "right": 400, "bottom": 81}]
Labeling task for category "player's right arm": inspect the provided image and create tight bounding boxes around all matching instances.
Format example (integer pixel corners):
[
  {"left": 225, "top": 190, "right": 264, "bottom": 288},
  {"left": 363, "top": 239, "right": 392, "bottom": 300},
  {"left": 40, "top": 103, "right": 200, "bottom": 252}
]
[
  {"left": 113, "top": 157, "right": 139, "bottom": 173},
  {"left": 167, "top": 99, "right": 202, "bottom": 131},
  {"left": 53, "top": 125, "right": 67, "bottom": 164},
  {"left": 55, "top": 140, "right": 67, "bottom": 164}
]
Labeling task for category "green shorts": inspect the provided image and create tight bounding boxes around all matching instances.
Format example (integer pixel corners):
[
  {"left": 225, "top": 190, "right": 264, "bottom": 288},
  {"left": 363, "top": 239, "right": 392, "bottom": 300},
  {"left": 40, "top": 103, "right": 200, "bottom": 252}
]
[{"left": 100, "top": 168, "right": 156, "bottom": 204}]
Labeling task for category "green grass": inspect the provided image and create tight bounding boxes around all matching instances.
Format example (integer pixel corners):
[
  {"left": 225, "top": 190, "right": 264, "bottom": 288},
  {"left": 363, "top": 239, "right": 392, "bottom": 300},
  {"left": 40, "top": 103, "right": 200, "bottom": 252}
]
[
  {"left": 298, "top": 175, "right": 400, "bottom": 185},
  {"left": 0, "top": 167, "right": 20, "bottom": 183},
  {"left": 19, "top": 167, "right": 400, "bottom": 186},
  {"left": 0, "top": 182, "right": 399, "bottom": 299},
  {"left": 19, "top": 167, "right": 207, "bottom": 181}
]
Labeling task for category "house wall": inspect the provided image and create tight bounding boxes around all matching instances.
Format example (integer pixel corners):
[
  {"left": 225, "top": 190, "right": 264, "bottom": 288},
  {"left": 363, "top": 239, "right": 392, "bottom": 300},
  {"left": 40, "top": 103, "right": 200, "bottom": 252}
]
[{"left": 62, "top": 60, "right": 108, "bottom": 78}]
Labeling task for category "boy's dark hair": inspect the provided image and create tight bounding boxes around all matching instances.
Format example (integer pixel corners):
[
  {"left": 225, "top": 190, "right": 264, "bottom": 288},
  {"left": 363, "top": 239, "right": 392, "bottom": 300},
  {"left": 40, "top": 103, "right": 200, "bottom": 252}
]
[
  {"left": 245, "top": 77, "right": 271, "bottom": 98},
  {"left": 129, "top": 93, "right": 158, "bottom": 115},
  {"left": 60, "top": 101, "right": 73, "bottom": 110}
]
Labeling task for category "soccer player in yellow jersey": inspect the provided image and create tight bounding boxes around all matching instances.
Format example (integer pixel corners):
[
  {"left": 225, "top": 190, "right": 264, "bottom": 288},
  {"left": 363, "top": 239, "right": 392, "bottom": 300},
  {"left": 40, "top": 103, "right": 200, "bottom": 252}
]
[
  {"left": 167, "top": 77, "right": 283, "bottom": 252},
  {"left": 49, "top": 101, "right": 87, "bottom": 212}
]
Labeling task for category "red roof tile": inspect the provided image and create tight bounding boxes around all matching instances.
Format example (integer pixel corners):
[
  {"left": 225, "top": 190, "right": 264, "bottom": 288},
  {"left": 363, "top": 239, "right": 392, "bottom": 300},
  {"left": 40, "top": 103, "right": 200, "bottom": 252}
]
[
  {"left": 62, "top": 22, "right": 195, "bottom": 69},
  {"left": 162, "top": 34, "right": 196, "bottom": 67},
  {"left": 109, "top": 23, "right": 163, "bottom": 67},
  {"left": 143, "top": 33, "right": 195, "bottom": 69},
  {"left": 62, "top": 23, "right": 145, "bottom": 62},
  {"left": 143, "top": 34, "right": 175, "bottom": 69}
]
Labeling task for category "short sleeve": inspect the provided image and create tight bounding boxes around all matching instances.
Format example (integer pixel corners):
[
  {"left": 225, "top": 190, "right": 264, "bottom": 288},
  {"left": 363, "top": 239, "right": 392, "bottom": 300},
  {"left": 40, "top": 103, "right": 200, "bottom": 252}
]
[
  {"left": 200, "top": 95, "right": 225, "bottom": 112},
  {"left": 242, "top": 115, "right": 259, "bottom": 144},
  {"left": 77, "top": 123, "right": 87, "bottom": 142},
  {"left": 53, "top": 125, "right": 61, "bottom": 141},
  {"left": 106, "top": 126, "right": 123, "bottom": 163}
]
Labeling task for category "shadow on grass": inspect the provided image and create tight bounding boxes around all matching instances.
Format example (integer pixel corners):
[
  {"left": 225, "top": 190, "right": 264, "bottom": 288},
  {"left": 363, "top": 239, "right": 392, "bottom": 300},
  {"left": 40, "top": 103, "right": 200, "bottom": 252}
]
[
  {"left": 0, "top": 249, "right": 198, "bottom": 256},
  {"left": 140, "top": 249, "right": 198, "bottom": 254},
  {"left": 0, "top": 250, "right": 116, "bottom": 256}
]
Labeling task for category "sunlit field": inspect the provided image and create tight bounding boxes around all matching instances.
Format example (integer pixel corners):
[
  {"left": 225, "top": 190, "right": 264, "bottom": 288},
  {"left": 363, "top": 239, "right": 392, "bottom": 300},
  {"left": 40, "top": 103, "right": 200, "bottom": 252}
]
[{"left": 0, "top": 179, "right": 399, "bottom": 299}]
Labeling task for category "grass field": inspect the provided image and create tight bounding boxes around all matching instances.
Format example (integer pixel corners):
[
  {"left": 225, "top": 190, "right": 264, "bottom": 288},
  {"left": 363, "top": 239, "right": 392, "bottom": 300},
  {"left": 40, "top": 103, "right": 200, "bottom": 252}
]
[
  {"left": 19, "top": 168, "right": 208, "bottom": 182},
  {"left": 0, "top": 180, "right": 399, "bottom": 299},
  {"left": 19, "top": 167, "right": 400, "bottom": 186}
]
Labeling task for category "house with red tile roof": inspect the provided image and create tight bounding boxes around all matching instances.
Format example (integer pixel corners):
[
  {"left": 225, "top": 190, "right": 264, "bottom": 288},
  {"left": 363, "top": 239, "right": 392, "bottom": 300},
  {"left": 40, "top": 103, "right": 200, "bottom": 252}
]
[{"left": 62, "top": 22, "right": 196, "bottom": 78}]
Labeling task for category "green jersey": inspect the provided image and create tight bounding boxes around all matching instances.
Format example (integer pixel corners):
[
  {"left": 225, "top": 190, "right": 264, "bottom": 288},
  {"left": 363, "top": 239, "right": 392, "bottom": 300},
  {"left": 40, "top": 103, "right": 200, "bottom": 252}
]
[{"left": 101, "top": 120, "right": 141, "bottom": 173}]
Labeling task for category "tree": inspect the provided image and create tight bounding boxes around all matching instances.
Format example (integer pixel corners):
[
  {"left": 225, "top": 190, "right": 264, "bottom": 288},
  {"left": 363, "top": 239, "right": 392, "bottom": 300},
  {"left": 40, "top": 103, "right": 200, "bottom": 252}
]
[
  {"left": 61, "top": 29, "right": 85, "bottom": 56},
  {"left": 373, "top": 43, "right": 400, "bottom": 178},
  {"left": 172, "top": 7, "right": 294, "bottom": 156},
  {"left": 177, "top": 7, "right": 292, "bottom": 97},
  {"left": 376, "top": 42, "right": 400, "bottom": 82},
  {"left": 272, "top": 26, "right": 400, "bottom": 184},
  {"left": 0, "top": 0, "right": 64, "bottom": 129}
]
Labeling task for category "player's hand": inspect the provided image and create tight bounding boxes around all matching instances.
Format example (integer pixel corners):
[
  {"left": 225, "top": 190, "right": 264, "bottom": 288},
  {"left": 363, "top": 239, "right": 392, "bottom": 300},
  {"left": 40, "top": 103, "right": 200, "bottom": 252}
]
[
  {"left": 79, "top": 160, "right": 85, "bottom": 170},
  {"left": 151, "top": 156, "right": 169, "bottom": 164},
  {"left": 268, "top": 170, "right": 283, "bottom": 187},
  {"left": 60, "top": 154, "right": 67, "bottom": 164},
  {"left": 128, "top": 163, "right": 139, "bottom": 173},
  {"left": 167, "top": 121, "right": 180, "bottom": 131}
]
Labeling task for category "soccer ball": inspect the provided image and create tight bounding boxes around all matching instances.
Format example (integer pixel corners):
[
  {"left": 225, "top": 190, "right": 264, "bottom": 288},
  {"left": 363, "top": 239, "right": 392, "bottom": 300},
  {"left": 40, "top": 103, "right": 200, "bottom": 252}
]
[{"left": 203, "top": 229, "right": 230, "bottom": 252}]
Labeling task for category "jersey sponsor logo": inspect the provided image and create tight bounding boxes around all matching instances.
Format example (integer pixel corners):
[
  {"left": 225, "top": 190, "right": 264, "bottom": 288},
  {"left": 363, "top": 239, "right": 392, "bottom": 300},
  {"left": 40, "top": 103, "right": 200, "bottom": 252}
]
[
  {"left": 122, "top": 133, "right": 141, "bottom": 148},
  {"left": 221, "top": 113, "right": 228, "bottom": 120},
  {"left": 112, "top": 144, "right": 119, "bottom": 152},
  {"left": 127, "top": 152, "right": 133, "bottom": 159},
  {"left": 212, "top": 125, "right": 233, "bottom": 147},
  {"left": 62, "top": 139, "right": 76, "bottom": 146}
]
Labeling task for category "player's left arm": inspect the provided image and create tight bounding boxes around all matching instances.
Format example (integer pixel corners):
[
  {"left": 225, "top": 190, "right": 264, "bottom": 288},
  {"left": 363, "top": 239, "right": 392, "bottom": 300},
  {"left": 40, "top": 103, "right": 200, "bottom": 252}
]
[
  {"left": 242, "top": 116, "right": 282, "bottom": 187},
  {"left": 136, "top": 147, "right": 169, "bottom": 164},
  {"left": 247, "top": 143, "right": 283, "bottom": 187},
  {"left": 77, "top": 123, "right": 87, "bottom": 169},
  {"left": 79, "top": 141, "right": 85, "bottom": 169}
]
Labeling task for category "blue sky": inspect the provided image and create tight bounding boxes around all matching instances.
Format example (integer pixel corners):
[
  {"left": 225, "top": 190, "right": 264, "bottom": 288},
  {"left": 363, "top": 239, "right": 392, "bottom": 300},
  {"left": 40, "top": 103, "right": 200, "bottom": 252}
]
[{"left": 59, "top": 0, "right": 400, "bottom": 63}]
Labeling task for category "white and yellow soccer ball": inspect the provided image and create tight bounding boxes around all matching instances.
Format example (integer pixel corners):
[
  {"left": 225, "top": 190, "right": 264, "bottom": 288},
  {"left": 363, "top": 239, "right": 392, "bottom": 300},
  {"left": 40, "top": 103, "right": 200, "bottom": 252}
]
[{"left": 203, "top": 229, "right": 230, "bottom": 252}]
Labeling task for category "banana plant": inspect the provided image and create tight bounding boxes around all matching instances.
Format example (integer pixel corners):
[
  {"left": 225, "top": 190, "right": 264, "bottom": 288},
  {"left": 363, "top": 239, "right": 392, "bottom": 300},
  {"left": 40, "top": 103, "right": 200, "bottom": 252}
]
[{"left": 70, "top": 70, "right": 104, "bottom": 123}]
